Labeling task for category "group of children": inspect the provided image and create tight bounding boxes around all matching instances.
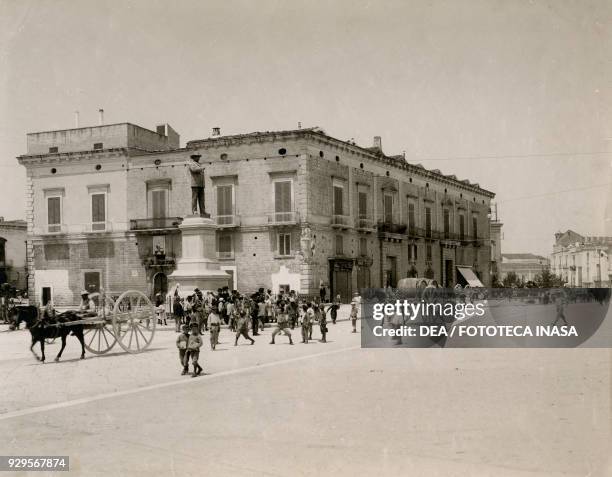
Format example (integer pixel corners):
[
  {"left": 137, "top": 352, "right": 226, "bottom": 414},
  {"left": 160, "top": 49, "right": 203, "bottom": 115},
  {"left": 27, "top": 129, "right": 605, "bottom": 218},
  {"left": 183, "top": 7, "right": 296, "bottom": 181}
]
[{"left": 173, "top": 290, "right": 361, "bottom": 376}]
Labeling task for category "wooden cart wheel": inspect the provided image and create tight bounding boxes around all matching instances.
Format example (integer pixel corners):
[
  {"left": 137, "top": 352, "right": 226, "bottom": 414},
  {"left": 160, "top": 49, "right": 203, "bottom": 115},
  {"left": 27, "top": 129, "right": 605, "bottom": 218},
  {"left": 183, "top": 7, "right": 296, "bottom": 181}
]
[
  {"left": 83, "top": 292, "right": 117, "bottom": 355},
  {"left": 112, "top": 290, "right": 156, "bottom": 354}
]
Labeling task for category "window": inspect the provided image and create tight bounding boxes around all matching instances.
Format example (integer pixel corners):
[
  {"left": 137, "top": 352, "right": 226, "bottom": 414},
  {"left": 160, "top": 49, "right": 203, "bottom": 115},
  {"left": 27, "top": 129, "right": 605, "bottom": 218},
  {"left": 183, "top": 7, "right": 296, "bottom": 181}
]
[
  {"left": 426, "top": 244, "right": 432, "bottom": 261},
  {"left": 472, "top": 216, "right": 478, "bottom": 239},
  {"left": 278, "top": 233, "right": 291, "bottom": 256},
  {"left": 408, "top": 244, "right": 417, "bottom": 261},
  {"left": 443, "top": 209, "right": 450, "bottom": 238},
  {"left": 408, "top": 203, "right": 415, "bottom": 234},
  {"left": 359, "top": 237, "right": 367, "bottom": 256},
  {"left": 217, "top": 234, "right": 233, "bottom": 258},
  {"left": 333, "top": 185, "right": 344, "bottom": 216},
  {"left": 91, "top": 193, "right": 106, "bottom": 231},
  {"left": 274, "top": 180, "right": 293, "bottom": 221},
  {"left": 216, "top": 185, "right": 234, "bottom": 224},
  {"left": 147, "top": 181, "right": 170, "bottom": 224},
  {"left": 93, "top": 143, "right": 103, "bottom": 150},
  {"left": 384, "top": 194, "right": 393, "bottom": 222},
  {"left": 151, "top": 189, "right": 167, "bottom": 218},
  {"left": 459, "top": 215, "right": 465, "bottom": 241},
  {"left": 47, "top": 196, "right": 62, "bottom": 233},
  {"left": 425, "top": 207, "right": 432, "bottom": 238},
  {"left": 358, "top": 192, "right": 368, "bottom": 218},
  {"left": 335, "top": 235, "right": 344, "bottom": 256},
  {"left": 49, "top": 146, "right": 58, "bottom": 153}
]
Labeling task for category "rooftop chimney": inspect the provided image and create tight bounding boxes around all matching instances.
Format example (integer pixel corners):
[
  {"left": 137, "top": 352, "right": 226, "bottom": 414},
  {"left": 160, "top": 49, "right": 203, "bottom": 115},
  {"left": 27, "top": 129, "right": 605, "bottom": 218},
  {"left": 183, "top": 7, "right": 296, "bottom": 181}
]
[
  {"left": 373, "top": 136, "right": 382, "bottom": 150},
  {"left": 74, "top": 111, "right": 80, "bottom": 128},
  {"left": 212, "top": 127, "right": 220, "bottom": 137},
  {"left": 98, "top": 109, "right": 104, "bottom": 126},
  {"left": 298, "top": 121, "right": 302, "bottom": 129}
]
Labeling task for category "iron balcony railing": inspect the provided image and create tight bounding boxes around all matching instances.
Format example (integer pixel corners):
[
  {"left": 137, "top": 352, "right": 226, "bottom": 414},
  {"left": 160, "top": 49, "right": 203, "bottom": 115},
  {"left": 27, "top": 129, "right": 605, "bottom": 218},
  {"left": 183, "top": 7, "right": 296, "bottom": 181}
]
[
  {"left": 377, "top": 222, "right": 407, "bottom": 234},
  {"left": 129, "top": 217, "right": 183, "bottom": 231},
  {"left": 216, "top": 251, "right": 234, "bottom": 259},
  {"left": 215, "top": 215, "right": 241, "bottom": 227},
  {"left": 356, "top": 216, "right": 375, "bottom": 231},
  {"left": 331, "top": 215, "right": 353, "bottom": 228},
  {"left": 267, "top": 211, "right": 299, "bottom": 225}
]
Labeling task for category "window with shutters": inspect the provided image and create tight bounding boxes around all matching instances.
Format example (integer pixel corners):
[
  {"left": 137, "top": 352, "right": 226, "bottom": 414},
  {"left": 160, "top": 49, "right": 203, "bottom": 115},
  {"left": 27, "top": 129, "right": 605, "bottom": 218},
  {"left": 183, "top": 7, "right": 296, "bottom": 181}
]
[
  {"left": 278, "top": 233, "right": 291, "bottom": 256},
  {"left": 383, "top": 194, "right": 393, "bottom": 223},
  {"left": 147, "top": 181, "right": 170, "bottom": 226},
  {"left": 216, "top": 185, "right": 234, "bottom": 225},
  {"left": 359, "top": 237, "right": 367, "bottom": 256},
  {"left": 217, "top": 233, "right": 233, "bottom": 258},
  {"left": 425, "top": 207, "right": 432, "bottom": 238},
  {"left": 472, "top": 216, "right": 478, "bottom": 239},
  {"left": 358, "top": 192, "right": 368, "bottom": 218},
  {"left": 91, "top": 193, "right": 106, "bottom": 231},
  {"left": 443, "top": 209, "right": 450, "bottom": 239},
  {"left": 47, "top": 196, "right": 62, "bottom": 233},
  {"left": 335, "top": 235, "right": 344, "bottom": 256},
  {"left": 273, "top": 180, "right": 293, "bottom": 222},
  {"left": 151, "top": 189, "right": 167, "bottom": 219},
  {"left": 408, "top": 202, "right": 416, "bottom": 234},
  {"left": 459, "top": 215, "right": 465, "bottom": 241},
  {"left": 333, "top": 185, "right": 344, "bottom": 216}
]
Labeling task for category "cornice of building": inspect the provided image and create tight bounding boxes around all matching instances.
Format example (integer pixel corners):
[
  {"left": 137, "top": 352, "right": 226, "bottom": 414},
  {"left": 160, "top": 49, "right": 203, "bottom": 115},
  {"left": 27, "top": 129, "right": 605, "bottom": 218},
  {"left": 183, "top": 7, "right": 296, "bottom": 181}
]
[{"left": 186, "top": 128, "right": 496, "bottom": 198}]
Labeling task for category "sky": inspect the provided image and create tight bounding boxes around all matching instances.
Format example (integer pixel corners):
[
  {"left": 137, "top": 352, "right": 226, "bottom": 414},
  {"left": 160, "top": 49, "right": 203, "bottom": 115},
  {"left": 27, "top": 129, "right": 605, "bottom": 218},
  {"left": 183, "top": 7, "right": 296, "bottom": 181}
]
[{"left": 0, "top": 0, "right": 610, "bottom": 256}]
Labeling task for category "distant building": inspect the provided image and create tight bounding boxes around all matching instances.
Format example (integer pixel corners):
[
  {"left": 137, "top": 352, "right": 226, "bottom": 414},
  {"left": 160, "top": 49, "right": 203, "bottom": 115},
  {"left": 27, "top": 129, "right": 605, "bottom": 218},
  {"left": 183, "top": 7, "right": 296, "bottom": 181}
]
[
  {"left": 500, "top": 253, "right": 549, "bottom": 283},
  {"left": 0, "top": 218, "right": 27, "bottom": 290},
  {"left": 489, "top": 204, "right": 503, "bottom": 285},
  {"left": 19, "top": 122, "right": 496, "bottom": 306},
  {"left": 551, "top": 230, "right": 612, "bottom": 287}
]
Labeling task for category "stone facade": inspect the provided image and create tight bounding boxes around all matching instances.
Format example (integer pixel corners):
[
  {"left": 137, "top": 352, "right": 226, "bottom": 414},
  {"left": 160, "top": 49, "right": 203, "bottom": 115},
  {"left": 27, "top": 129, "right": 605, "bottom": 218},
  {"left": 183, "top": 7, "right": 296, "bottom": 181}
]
[
  {"left": 19, "top": 124, "right": 496, "bottom": 306},
  {"left": 0, "top": 218, "right": 27, "bottom": 290},
  {"left": 551, "top": 230, "right": 612, "bottom": 287}
]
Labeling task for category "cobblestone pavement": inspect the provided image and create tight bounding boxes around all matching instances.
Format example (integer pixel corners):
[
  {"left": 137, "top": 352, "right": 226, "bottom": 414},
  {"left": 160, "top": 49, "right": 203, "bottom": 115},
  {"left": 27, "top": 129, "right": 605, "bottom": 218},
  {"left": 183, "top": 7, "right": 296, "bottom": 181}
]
[{"left": 0, "top": 305, "right": 610, "bottom": 476}]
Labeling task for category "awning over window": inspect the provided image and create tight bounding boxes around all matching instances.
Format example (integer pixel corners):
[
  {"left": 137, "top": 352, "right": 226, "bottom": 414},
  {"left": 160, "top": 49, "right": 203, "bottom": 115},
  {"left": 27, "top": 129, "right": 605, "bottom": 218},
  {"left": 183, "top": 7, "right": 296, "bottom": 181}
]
[{"left": 457, "top": 267, "right": 484, "bottom": 287}]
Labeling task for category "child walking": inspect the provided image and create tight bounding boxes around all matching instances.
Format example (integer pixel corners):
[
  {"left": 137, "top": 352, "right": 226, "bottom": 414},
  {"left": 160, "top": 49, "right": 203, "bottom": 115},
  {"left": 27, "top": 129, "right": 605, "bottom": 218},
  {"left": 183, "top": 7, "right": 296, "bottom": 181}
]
[
  {"left": 187, "top": 323, "right": 203, "bottom": 377},
  {"left": 176, "top": 324, "right": 190, "bottom": 375}
]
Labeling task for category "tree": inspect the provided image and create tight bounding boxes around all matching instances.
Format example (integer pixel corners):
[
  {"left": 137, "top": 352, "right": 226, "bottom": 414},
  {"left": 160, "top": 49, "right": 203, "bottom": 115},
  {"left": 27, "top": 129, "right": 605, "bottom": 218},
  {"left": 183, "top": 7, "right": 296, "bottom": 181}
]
[
  {"left": 502, "top": 272, "right": 520, "bottom": 288},
  {"left": 534, "top": 268, "right": 565, "bottom": 288}
]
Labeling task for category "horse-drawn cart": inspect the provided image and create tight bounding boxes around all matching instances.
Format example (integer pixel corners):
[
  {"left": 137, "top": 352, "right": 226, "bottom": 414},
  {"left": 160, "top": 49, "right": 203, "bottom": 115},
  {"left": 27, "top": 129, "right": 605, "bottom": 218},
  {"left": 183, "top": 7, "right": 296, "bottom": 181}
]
[
  {"left": 80, "top": 290, "right": 156, "bottom": 355},
  {"left": 12, "top": 290, "right": 157, "bottom": 363}
]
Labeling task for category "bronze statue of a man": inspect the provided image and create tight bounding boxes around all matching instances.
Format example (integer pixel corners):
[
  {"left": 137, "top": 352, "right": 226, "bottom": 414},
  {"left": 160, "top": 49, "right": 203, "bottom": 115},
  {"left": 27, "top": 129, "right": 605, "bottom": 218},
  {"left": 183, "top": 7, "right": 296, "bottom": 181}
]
[{"left": 189, "top": 154, "right": 206, "bottom": 216}]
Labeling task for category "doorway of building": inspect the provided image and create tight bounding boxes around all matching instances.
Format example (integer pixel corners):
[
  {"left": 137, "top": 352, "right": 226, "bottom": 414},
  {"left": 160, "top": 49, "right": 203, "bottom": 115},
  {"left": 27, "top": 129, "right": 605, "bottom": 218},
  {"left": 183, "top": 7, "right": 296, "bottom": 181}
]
[
  {"left": 384, "top": 256, "right": 397, "bottom": 288},
  {"left": 84, "top": 272, "right": 101, "bottom": 294},
  {"left": 153, "top": 272, "right": 168, "bottom": 297},
  {"left": 42, "top": 287, "right": 52, "bottom": 306},
  {"left": 444, "top": 259, "right": 454, "bottom": 288},
  {"left": 356, "top": 266, "right": 371, "bottom": 294},
  {"left": 330, "top": 259, "right": 353, "bottom": 303}
]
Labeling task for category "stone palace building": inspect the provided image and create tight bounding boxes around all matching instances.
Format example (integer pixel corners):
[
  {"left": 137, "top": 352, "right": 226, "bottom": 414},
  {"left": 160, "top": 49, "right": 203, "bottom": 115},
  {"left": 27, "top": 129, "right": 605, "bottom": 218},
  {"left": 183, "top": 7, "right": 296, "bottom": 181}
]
[{"left": 18, "top": 122, "right": 495, "bottom": 306}]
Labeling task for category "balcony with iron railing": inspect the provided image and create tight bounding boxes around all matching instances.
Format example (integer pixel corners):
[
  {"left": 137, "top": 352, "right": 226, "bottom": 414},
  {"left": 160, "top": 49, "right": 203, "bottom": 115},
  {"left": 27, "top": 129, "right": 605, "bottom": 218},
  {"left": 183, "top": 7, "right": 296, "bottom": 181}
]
[
  {"left": 356, "top": 216, "right": 376, "bottom": 232},
  {"left": 377, "top": 221, "right": 407, "bottom": 234},
  {"left": 267, "top": 211, "right": 299, "bottom": 225},
  {"left": 130, "top": 217, "right": 183, "bottom": 231},
  {"left": 215, "top": 214, "right": 241, "bottom": 228},
  {"left": 144, "top": 254, "right": 177, "bottom": 268},
  {"left": 331, "top": 215, "right": 353, "bottom": 229},
  {"left": 216, "top": 250, "right": 235, "bottom": 260}
]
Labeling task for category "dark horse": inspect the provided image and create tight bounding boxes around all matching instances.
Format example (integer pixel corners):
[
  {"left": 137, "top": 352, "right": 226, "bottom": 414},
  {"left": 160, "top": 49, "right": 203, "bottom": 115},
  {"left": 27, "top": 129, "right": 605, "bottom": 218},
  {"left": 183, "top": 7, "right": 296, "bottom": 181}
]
[{"left": 10, "top": 306, "right": 86, "bottom": 362}]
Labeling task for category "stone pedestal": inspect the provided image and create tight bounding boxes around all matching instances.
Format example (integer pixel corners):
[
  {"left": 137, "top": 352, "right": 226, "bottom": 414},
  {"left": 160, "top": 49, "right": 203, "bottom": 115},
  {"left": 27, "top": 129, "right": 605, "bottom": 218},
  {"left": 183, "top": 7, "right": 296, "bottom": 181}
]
[{"left": 168, "top": 216, "right": 230, "bottom": 293}]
